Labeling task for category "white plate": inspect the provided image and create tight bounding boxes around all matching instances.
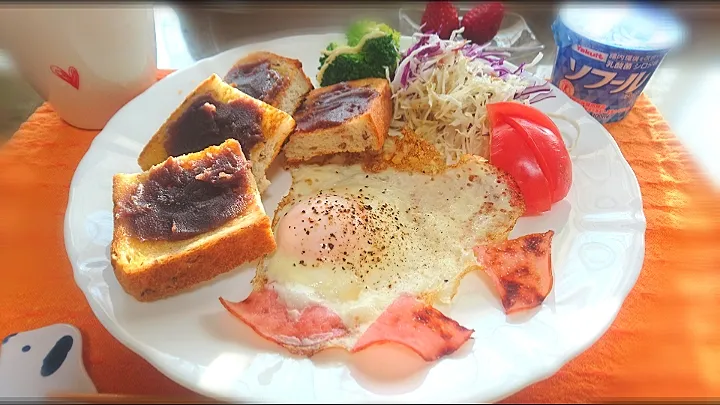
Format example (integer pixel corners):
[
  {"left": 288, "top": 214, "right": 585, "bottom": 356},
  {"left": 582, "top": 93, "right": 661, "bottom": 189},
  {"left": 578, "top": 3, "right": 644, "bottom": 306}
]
[{"left": 64, "top": 34, "right": 646, "bottom": 403}]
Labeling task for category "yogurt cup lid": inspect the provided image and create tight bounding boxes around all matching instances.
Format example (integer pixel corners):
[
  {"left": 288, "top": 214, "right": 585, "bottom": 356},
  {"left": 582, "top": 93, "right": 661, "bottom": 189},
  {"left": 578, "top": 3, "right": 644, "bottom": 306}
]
[{"left": 558, "top": 5, "right": 685, "bottom": 51}]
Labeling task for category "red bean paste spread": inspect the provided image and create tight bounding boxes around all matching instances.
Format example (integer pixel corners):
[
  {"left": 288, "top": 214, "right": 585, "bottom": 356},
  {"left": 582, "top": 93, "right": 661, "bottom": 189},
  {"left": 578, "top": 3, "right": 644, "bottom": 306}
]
[
  {"left": 294, "top": 83, "right": 378, "bottom": 133},
  {"left": 224, "top": 60, "right": 286, "bottom": 103},
  {"left": 164, "top": 95, "right": 264, "bottom": 158},
  {"left": 118, "top": 148, "right": 251, "bottom": 241}
]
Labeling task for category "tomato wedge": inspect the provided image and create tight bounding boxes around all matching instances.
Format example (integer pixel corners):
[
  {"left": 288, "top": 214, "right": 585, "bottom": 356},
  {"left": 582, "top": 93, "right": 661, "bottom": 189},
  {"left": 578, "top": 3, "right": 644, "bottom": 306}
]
[
  {"left": 490, "top": 122, "right": 552, "bottom": 214},
  {"left": 487, "top": 102, "right": 563, "bottom": 142},
  {"left": 487, "top": 102, "right": 572, "bottom": 215}
]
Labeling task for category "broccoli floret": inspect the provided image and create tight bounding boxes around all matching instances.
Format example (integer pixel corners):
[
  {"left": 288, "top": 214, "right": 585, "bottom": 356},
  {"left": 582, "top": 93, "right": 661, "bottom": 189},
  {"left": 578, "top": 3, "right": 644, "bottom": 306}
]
[
  {"left": 319, "top": 42, "right": 338, "bottom": 67},
  {"left": 318, "top": 20, "right": 401, "bottom": 87},
  {"left": 361, "top": 35, "right": 400, "bottom": 67},
  {"left": 320, "top": 53, "right": 389, "bottom": 87},
  {"left": 346, "top": 20, "right": 400, "bottom": 47}
]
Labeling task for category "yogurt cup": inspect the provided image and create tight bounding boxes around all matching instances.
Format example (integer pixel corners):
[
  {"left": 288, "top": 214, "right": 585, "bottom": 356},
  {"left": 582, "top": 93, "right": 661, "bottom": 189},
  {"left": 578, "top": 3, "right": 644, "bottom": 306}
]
[{"left": 551, "top": 5, "right": 684, "bottom": 123}]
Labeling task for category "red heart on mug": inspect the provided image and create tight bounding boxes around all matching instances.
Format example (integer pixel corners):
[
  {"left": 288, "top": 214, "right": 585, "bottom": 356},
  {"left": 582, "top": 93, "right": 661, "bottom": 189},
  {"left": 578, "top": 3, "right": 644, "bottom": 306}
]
[{"left": 50, "top": 65, "right": 80, "bottom": 90}]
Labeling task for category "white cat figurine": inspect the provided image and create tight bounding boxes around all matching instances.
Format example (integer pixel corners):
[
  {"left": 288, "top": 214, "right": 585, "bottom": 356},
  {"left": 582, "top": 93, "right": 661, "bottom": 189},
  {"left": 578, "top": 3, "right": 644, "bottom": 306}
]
[{"left": 0, "top": 324, "right": 97, "bottom": 397}]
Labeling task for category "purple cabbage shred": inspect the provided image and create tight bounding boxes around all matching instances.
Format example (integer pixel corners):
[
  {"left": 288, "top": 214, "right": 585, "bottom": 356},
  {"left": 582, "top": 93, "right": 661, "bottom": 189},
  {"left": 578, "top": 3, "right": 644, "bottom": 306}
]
[{"left": 397, "top": 34, "right": 557, "bottom": 104}]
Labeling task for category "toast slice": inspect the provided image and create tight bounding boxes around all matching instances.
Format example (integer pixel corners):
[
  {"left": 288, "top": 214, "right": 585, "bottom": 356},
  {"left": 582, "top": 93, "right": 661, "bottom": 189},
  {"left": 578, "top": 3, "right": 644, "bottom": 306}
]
[
  {"left": 137, "top": 73, "right": 296, "bottom": 193},
  {"left": 224, "top": 51, "right": 314, "bottom": 115},
  {"left": 283, "top": 78, "right": 392, "bottom": 163},
  {"left": 112, "top": 139, "right": 276, "bottom": 302}
]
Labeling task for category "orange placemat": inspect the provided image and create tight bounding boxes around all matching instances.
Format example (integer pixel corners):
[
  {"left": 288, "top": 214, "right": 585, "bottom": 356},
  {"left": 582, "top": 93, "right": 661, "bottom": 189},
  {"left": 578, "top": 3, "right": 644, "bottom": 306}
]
[{"left": 0, "top": 69, "right": 718, "bottom": 403}]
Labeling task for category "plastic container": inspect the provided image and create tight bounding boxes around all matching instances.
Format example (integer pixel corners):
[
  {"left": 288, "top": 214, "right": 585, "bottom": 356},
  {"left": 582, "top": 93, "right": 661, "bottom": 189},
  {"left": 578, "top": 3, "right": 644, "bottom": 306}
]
[
  {"left": 399, "top": 7, "right": 544, "bottom": 62},
  {"left": 551, "top": 5, "right": 684, "bottom": 123}
]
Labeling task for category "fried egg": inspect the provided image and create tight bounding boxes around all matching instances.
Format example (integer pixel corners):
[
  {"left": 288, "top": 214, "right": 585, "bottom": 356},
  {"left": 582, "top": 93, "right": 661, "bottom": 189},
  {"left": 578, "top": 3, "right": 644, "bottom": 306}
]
[{"left": 254, "top": 155, "right": 524, "bottom": 343}]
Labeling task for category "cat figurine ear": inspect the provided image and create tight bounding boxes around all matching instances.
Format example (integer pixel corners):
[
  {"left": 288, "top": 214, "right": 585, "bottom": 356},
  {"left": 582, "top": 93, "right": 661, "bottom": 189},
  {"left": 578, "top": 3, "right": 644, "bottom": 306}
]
[{"left": 0, "top": 324, "right": 97, "bottom": 397}]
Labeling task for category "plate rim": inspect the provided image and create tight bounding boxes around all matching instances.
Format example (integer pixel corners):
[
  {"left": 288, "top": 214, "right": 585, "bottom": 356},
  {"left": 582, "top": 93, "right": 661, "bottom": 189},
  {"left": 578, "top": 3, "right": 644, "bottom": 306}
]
[{"left": 64, "top": 32, "right": 647, "bottom": 403}]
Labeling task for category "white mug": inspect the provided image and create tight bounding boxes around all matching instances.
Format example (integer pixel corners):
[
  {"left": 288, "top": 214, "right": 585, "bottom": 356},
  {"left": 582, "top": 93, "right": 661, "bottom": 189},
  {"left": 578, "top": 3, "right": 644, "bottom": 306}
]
[{"left": 0, "top": 6, "right": 158, "bottom": 130}]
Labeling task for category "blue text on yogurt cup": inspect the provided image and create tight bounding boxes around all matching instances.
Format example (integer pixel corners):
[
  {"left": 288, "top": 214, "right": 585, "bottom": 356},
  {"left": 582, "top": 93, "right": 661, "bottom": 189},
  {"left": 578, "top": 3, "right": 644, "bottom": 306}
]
[{"left": 551, "top": 6, "right": 684, "bottom": 124}]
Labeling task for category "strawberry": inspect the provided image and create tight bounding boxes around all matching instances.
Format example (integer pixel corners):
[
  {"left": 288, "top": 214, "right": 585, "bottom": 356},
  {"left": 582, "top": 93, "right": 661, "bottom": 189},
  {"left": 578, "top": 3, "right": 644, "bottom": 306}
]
[
  {"left": 420, "top": 1, "right": 460, "bottom": 40},
  {"left": 461, "top": 2, "right": 505, "bottom": 45}
]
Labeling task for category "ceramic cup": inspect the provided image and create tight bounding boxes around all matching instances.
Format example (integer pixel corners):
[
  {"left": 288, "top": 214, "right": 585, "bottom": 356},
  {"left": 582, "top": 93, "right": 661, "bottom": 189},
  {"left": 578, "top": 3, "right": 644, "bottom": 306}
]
[{"left": 0, "top": 6, "right": 157, "bottom": 130}]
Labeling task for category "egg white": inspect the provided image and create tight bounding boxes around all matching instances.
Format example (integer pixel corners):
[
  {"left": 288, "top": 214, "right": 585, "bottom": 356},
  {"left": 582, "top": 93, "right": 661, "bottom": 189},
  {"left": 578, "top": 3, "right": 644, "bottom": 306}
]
[{"left": 256, "top": 157, "right": 522, "bottom": 339}]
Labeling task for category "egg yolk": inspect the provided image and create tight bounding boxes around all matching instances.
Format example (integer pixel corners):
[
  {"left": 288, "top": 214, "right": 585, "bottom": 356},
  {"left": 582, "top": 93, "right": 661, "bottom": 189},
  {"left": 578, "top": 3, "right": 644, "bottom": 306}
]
[{"left": 275, "top": 195, "right": 369, "bottom": 263}]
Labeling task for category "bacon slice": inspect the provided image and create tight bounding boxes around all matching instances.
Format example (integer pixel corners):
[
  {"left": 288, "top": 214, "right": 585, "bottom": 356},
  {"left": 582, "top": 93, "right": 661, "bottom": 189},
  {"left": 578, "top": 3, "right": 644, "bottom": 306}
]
[
  {"left": 219, "top": 287, "right": 349, "bottom": 355},
  {"left": 351, "top": 295, "right": 474, "bottom": 361},
  {"left": 474, "top": 230, "right": 555, "bottom": 314}
]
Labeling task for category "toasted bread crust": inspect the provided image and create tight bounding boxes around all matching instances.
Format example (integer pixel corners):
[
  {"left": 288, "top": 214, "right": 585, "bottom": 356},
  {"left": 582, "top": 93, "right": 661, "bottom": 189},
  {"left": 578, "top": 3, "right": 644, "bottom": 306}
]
[
  {"left": 283, "top": 78, "right": 392, "bottom": 163},
  {"left": 113, "top": 140, "right": 276, "bottom": 302},
  {"left": 111, "top": 212, "right": 275, "bottom": 302},
  {"left": 366, "top": 79, "right": 393, "bottom": 148},
  {"left": 225, "top": 51, "right": 314, "bottom": 115},
  {"left": 137, "top": 73, "right": 296, "bottom": 193},
  {"left": 138, "top": 74, "right": 242, "bottom": 171}
]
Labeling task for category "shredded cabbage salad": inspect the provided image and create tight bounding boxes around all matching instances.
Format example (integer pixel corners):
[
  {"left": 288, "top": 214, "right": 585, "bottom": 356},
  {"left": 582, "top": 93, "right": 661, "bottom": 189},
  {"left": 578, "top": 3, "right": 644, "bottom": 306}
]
[{"left": 389, "top": 28, "right": 555, "bottom": 165}]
